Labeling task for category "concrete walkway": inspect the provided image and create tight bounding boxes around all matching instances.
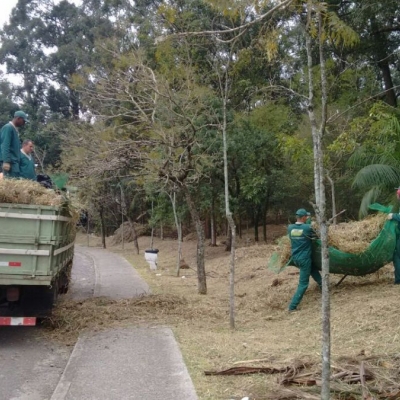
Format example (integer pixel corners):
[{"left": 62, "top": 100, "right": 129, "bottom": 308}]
[
  {"left": 51, "top": 246, "right": 198, "bottom": 400},
  {"left": 81, "top": 246, "right": 150, "bottom": 299}
]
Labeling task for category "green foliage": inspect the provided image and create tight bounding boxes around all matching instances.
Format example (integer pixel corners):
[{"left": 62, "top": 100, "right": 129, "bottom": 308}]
[
  {"left": 324, "top": 11, "right": 359, "bottom": 48},
  {"left": 0, "top": 80, "right": 19, "bottom": 127},
  {"left": 328, "top": 103, "right": 400, "bottom": 213},
  {"left": 0, "top": 0, "right": 398, "bottom": 233}
]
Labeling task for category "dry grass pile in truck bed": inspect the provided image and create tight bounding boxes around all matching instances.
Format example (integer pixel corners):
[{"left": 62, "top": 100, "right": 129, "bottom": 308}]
[{"left": 0, "top": 179, "right": 63, "bottom": 206}]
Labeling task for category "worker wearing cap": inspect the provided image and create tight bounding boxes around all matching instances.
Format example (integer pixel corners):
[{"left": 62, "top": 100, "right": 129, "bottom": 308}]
[
  {"left": 288, "top": 208, "right": 322, "bottom": 311},
  {"left": 0, "top": 111, "right": 29, "bottom": 178},
  {"left": 386, "top": 187, "right": 400, "bottom": 284}
]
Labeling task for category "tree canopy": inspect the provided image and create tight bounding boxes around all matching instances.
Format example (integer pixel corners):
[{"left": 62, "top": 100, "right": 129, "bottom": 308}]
[{"left": 1, "top": 0, "right": 399, "bottom": 231}]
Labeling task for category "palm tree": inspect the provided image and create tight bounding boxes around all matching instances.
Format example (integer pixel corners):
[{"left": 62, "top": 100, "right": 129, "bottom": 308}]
[{"left": 350, "top": 103, "right": 400, "bottom": 216}]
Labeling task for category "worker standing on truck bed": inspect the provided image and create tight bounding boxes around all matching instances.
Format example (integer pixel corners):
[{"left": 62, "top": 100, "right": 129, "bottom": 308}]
[
  {"left": 0, "top": 110, "right": 29, "bottom": 178},
  {"left": 19, "top": 139, "right": 36, "bottom": 181}
]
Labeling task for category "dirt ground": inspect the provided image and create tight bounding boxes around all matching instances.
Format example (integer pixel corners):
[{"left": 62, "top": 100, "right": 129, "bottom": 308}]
[{"left": 66, "top": 227, "right": 400, "bottom": 399}]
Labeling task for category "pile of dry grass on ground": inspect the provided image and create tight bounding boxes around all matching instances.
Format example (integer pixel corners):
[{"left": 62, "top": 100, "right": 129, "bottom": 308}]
[
  {"left": 0, "top": 179, "right": 63, "bottom": 206},
  {"left": 43, "top": 294, "right": 190, "bottom": 342},
  {"left": 111, "top": 221, "right": 151, "bottom": 245},
  {"left": 271, "top": 213, "right": 387, "bottom": 269}
]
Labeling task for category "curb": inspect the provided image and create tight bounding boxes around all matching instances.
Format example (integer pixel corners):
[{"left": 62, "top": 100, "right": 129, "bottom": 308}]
[{"left": 50, "top": 336, "right": 86, "bottom": 400}]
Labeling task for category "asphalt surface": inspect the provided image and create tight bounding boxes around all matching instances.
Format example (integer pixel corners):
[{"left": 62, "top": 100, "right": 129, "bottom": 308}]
[
  {"left": 1, "top": 245, "right": 198, "bottom": 400},
  {"left": 0, "top": 328, "right": 70, "bottom": 400},
  {"left": 52, "top": 246, "right": 197, "bottom": 400},
  {"left": 0, "top": 249, "right": 93, "bottom": 400},
  {"left": 51, "top": 327, "right": 198, "bottom": 400}
]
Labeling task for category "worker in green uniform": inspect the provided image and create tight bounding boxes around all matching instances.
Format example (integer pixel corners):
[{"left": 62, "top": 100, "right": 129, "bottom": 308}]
[
  {"left": 386, "top": 187, "right": 400, "bottom": 284},
  {"left": 288, "top": 208, "right": 322, "bottom": 311},
  {"left": 19, "top": 139, "right": 36, "bottom": 180},
  {"left": 0, "top": 111, "right": 29, "bottom": 178}
]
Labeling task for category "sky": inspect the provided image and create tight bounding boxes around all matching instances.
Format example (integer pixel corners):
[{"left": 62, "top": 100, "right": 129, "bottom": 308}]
[
  {"left": 0, "top": 0, "right": 82, "bottom": 28},
  {"left": 0, "top": 0, "right": 18, "bottom": 28},
  {"left": 1, "top": 0, "right": 82, "bottom": 82}
]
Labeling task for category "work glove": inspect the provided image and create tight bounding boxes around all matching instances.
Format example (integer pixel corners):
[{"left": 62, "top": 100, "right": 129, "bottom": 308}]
[
  {"left": 2, "top": 162, "right": 10, "bottom": 172},
  {"left": 388, "top": 213, "right": 393, "bottom": 220}
]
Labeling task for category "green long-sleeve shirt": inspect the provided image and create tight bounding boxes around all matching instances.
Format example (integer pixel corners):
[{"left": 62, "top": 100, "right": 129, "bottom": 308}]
[
  {"left": 0, "top": 123, "right": 21, "bottom": 166},
  {"left": 288, "top": 222, "right": 316, "bottom": 260},
  {"left": 19, "top": 150, "right": 36, "bottom": 180}
]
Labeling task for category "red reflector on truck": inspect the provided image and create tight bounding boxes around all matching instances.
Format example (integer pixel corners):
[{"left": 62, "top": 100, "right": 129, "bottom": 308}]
[
  {"left": 0, "top": 262, "right": 21, "bottom": 267},
  {"left": 0, "top": 317, "right": 36, "bottom": 326}
]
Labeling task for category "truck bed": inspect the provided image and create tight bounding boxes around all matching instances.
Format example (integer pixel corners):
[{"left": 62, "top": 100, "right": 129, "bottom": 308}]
[{"left": 0, "top": 202, "right": 76, "bottom": 322}]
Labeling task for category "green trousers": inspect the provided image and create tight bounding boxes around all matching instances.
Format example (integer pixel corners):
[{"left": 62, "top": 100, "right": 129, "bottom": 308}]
[{"left": 289, "top": 257, "right": 322, "bottom": 311}]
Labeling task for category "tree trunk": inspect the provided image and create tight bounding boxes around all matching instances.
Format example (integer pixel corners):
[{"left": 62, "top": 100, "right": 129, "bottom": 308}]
[
  {"left": 183, "top": 185, "right": 207, "bottom": 294},
  {"left": 253, "top": 210, "right": 260, "bottom": 242},
  {"left": 100, "top": 205, "right": 106, "bottom": 249},
  {"left": 220, "top": 57, "right": 236, "bottom": 329},
  {"left": 370, "top": 15, "right": 398, "bottom": 108},
  {"left": 150, "top": 227, "right": 154, "bottom": 249},
  {"left": 305, "top": 3, "right": 330, "bottom": 398},
  {"left": 86, "top": 213, "right": 90, "bottom": 247},
  {"left": 120, "top": 184, "right": 139, "bottom": 254},
  {"left": 205, "top": 213, "right": 211, "bottom": 240},
  {"left": 225, "top": 225, "right": 232, "bottom": 252},
  {"left": 210, "top": 202, "right": 217, "bottom": 247},
  {"left": 176, "top": 222, "right": 183, "bottom": 275},
  {"left": 327, "top": 173, "right": 337, "bottom": 225},
  {"left": 126, "top": 216, "right": 140, "bottom": 254},
  {"left": 150, "top": 200, "right": 154, "bottom": 249},
  {"left": 169, "top": 191, "right": 183, "bottom": 277},
  {"left": 378, "top": 60, "right": 397, "bottom": 107},
  {"left": 262, "top": 207, "right": 267, "bottom": 242}
]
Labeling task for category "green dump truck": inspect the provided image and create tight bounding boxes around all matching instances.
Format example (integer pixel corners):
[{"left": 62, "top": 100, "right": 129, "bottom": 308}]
[{"left": 0, "top": 202, "right": 75, "bottom": 326}]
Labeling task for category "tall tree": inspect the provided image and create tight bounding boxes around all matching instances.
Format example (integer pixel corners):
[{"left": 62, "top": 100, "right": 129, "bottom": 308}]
[{"left": 333, "top": 0, "right": 400, "bottom": 107}]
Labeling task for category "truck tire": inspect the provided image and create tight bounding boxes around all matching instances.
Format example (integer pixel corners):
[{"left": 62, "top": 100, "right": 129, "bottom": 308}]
[
  {"left": 19, "top": 283, "right": 59, "bottom": 318},
  {"left": 59, "top": 261, "right": 72, "bottom": 294}
]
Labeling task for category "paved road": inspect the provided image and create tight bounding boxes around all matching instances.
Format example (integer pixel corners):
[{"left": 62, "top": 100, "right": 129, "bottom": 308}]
[
  {"left": 52, "top": 246, "right": 197, "bottom": 400},
  {"left": 0, "top": 249, "right": 94, "bottom": 400},
  {"left": 1, "top": 246, "right": 197, "bottom": 400},
  {"left": 0, "top": 327, "right": 70, "bottom": 400}
]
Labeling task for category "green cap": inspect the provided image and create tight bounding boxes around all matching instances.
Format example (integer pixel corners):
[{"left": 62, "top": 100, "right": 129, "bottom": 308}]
[
  {"left": 14, "top": 110, "right": 29, "bottom": 122},
  {"left": 296, "top": 208, "right": 310, "bottom": 217}
]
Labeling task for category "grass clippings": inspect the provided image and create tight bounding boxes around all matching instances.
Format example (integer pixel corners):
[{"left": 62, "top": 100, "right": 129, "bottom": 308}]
[
  {"left": 50, "top": 230, "right": 400, "bottom": 400},
  {"left": 326, "top": 213, "right": 387, "bottom": 254},
  {"left": 271, "top": 213, "right": 388, "bottom": 270},
  {"left": 44, "top": 294, "right": 190, "bottom": 343},
  {"left": 0, "top": 179, "right": 63, "bottom": 206}
]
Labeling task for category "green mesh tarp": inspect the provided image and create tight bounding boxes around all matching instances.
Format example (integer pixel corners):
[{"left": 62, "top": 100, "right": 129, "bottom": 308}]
[
  {"left": 50, "top": 173, "right": 69, "bottom": 190},
  {"left": 268, "top": 204, "right": 398, "bottom": 276}
]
